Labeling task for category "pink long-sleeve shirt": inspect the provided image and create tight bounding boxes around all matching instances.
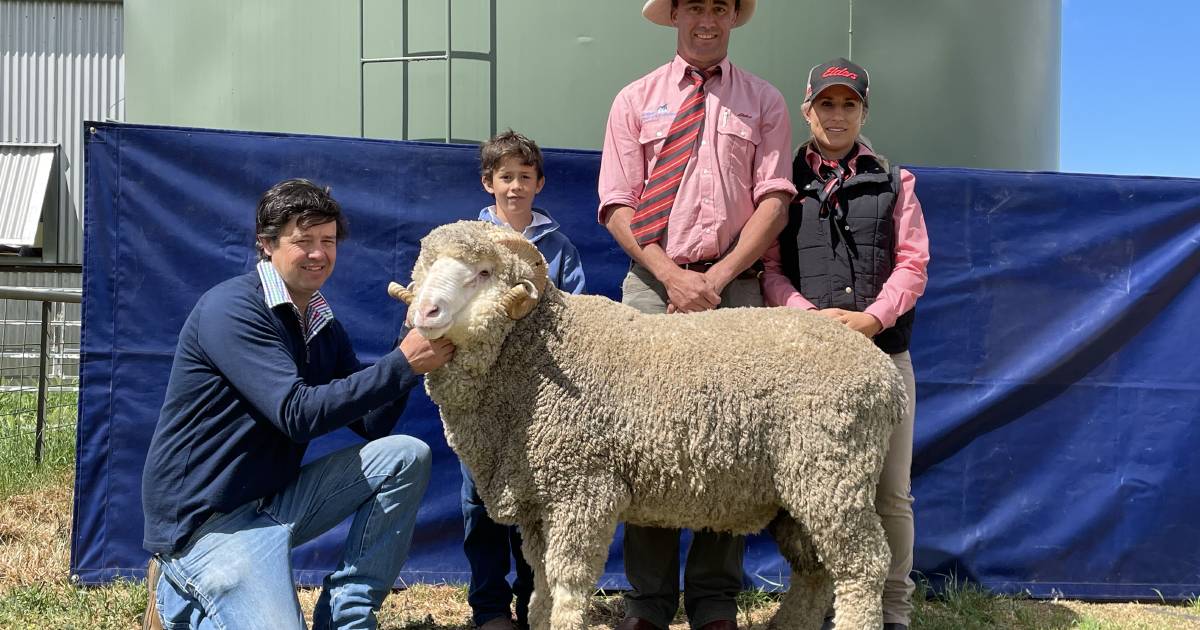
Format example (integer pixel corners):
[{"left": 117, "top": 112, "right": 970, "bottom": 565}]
[
  {"left": 598, "top": 55, "right": 796, "bottom": 264},
  {"left": 761, "top": 142, "right": 930, "bottom": 329}
]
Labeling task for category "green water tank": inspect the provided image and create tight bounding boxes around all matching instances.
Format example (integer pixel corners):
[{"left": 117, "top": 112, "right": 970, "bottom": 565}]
[{"left": 127, "top": 0, "right": 1060, "bottom": 170}]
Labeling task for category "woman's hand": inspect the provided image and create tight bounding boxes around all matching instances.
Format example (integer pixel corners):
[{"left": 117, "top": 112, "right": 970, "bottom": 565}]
[{"left": 817, "top": 308, "right": 883, "bottom": 338}]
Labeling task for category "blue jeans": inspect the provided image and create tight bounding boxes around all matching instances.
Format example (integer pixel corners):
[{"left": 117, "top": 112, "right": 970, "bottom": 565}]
[
  {"left": 152, "top": 435, "right": 432, "bottom": 630},
  {"left": 461, "top": 462, "right": 533, "bottom": 628}
]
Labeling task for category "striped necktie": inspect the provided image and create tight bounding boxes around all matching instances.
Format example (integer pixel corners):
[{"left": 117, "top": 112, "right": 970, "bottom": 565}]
[{"left": 630, "top": 66, "right": 717, "bottom": 246}]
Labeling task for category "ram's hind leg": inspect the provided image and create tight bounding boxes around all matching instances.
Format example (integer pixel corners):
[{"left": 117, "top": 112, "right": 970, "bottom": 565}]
[
  {"left": 803, "top": 472, "right": 889, "bottom": 629},
  {"left": 766, "top": 511, "right": 831, "bottom": 630},
  {"left": 775, "top": 428, "right": 890, "bottom": 630}
]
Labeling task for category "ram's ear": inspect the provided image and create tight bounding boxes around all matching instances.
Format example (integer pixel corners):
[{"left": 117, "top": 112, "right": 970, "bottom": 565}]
[{"left": 499, "top": 279, "right": 540, "bottom": 320}]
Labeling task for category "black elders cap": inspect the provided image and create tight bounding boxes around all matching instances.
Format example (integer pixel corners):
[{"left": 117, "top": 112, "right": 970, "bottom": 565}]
[{"left": 804, "top": 57, "right": 870, "bottom": 107}]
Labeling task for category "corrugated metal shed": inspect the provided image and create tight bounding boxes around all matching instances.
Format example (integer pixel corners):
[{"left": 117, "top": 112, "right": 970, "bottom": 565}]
[{"left": 1, "top": 0, "right": 124, "bottom": 264}]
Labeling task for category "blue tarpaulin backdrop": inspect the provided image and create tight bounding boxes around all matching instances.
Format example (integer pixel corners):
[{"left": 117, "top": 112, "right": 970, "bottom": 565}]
[{"left": 74, "top": 122, "right": 1200, "bottom": 600}]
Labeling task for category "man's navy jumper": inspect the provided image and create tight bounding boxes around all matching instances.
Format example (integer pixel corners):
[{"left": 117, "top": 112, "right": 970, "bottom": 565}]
[{"left": 142, "top": 268, "right": 418, "bottom": 554}]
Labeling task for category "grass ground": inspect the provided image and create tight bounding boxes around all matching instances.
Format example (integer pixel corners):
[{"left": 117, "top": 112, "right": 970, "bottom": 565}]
[
  {"left": 2, "top": 392, "right": 1198, "bottom": 629},
  {"left": 0, "top": 389, "right": 77, "bottom": 499}
]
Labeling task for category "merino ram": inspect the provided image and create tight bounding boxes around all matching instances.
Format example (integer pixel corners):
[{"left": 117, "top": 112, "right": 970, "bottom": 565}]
[{"left": 389, "top": 220, "right": 907, "bottom": 630}]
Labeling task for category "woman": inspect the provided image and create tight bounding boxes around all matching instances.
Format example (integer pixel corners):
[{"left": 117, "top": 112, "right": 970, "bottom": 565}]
[{"left": 761, "top": 57, "right": 930, "bottom": 630}]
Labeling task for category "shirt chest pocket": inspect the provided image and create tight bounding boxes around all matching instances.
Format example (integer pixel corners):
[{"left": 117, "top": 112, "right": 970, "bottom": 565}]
[
  {"left": 638, "top": 119, "right": 673, "bottom": 173},
  {"left": 715, "top": 107, "right": 760, "bottom": 182}
]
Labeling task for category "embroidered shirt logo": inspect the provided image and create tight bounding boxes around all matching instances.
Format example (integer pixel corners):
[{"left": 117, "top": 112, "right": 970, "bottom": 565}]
[{"left": 641, "top": 104, "right": 673, "bottom": 122}]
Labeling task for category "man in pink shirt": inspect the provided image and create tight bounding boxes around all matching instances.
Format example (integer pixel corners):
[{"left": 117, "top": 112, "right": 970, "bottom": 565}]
[{"left": 597, "top": 1, "right": 795, "bottom": 629}]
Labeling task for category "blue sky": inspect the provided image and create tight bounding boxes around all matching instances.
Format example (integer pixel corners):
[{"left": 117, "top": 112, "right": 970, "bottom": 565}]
[{"left": 1061, "top": 0, "right": 1200, "bottom": 178}]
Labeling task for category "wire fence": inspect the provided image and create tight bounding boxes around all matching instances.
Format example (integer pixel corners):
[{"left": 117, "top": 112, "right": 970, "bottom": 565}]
[{"left": 0, "top": 287, "right": 81, "bottom": 464}]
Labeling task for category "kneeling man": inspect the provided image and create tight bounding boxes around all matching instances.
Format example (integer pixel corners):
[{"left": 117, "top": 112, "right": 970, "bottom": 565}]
[{"left": 141, "top": 178, "right": 454, "bottom": 629}]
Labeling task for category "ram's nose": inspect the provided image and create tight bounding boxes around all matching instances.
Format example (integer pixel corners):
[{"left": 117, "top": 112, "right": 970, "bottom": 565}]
[{"left": 411, "top": 298, "right": 450, "bottom": 330}]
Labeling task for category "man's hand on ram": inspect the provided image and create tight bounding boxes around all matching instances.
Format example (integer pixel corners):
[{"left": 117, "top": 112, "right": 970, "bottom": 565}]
[{"left": 399, "top": 329, "right": 456, "bottom": 374}]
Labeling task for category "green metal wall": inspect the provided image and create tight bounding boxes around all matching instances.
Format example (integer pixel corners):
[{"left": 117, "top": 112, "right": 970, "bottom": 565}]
[
  {"left": 126, "top": 0, "right": 1060, "bottom": 170},
  {"left": 126, "top": 1, "right": 360, "bottom": 137}
]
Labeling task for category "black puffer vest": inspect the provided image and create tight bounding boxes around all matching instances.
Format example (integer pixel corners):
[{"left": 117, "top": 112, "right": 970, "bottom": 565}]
[{"left": 778, "top": 143, "right": 915, "bottom": 354}]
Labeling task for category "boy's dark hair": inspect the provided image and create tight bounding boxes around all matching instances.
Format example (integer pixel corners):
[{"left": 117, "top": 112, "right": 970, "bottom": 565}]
[
  {"left": 480, "top": 130, "right": 544, "bottom": 181},
  {"left": 255, "top": 178, "right": 348, "bottom": 260}
]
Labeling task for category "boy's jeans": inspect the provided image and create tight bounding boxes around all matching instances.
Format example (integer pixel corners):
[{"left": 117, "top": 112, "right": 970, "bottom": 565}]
[
  {"left": 152, "top": 435, "right": 432, "bottom": 630},
  {"left": 461, "top": 462, "right": 534, "bottom": 628}
]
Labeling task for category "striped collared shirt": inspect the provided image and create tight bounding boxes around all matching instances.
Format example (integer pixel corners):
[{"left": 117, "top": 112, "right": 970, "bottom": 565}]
[{"left": 256, "top": 260, "right": 335, "bottom": 343}]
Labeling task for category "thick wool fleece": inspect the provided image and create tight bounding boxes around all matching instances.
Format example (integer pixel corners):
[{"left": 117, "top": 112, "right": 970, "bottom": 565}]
[{"left": 408, "top": 221, "right": 907, "bottom": 630}]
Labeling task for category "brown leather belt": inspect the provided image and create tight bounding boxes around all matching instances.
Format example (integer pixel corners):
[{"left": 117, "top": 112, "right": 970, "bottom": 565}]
[{"left": 679, "top": 259, "right": 764, "bottom": 279}]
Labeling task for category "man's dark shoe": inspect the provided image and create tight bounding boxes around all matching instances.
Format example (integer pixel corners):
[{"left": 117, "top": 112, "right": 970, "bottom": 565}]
[
  {"left": 696, "top": 621, "right": 737, "bottom": 630},
  {"left": 615, "top": 617, "right": 664, "bottom": 630},
  {"left": 142, "top": 557, "right": 163, "bottom": 630},
  {"left": 819, "top": 616, "right": 834, "bottom": 630},
  {"left": 478, "top": 617, "right": 515, "bottom": 630}
]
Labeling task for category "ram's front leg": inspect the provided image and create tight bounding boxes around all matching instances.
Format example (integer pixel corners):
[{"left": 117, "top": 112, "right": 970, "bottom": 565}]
[
  {"left": 519, "top": 518, "right": 552, "bottom": 630},
  {"left": 541, "top": 487, "right": 628, "bottom": 630}
]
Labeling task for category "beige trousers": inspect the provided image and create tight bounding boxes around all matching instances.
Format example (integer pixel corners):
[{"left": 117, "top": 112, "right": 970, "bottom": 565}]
[{"left": 878, "top": 350, "right": 917, "bottom": 625}]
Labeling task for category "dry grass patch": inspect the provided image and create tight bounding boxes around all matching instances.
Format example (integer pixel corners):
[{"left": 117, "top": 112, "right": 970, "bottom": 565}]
[
  {"left": 299, "top": 583, "right": 475, "bottom": 629},
  {"left": 299, "top": 585, "right": 778, "bottom": 629},
  {"left": 3, "top": 470, "right": 1199, "bottom": 629},
  {"left": 0, "top": 469, "right": 146, "bottom": 629},
  {"left": 910, "top": 575, "right": 1200, "bottom": 630},
  {"left": 0, "top": 469, "right": 74, "bottom": 588},
  {"left": 1052, "top": 600, "right": 1200, "bottom": 630}
]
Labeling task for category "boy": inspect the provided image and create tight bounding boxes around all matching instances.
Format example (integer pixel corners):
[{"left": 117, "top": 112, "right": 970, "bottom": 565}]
[
  {"left": 464, "top": 130, "right": 587, "bottom": 630},
  {"left": 477, "top": 130, "right": 586, "bottom": 295}
]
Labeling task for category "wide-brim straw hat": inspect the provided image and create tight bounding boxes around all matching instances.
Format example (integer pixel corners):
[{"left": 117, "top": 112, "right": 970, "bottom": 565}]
[{"left": 642, "top": 0, "right": 756, "bottom": 28}]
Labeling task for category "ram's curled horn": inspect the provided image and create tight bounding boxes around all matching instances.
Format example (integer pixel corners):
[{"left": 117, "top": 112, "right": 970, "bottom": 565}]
[
  {"left": 496, "top": 279, "right": 539, "bottom": 320},
  {"left": 491, "top": 232, "right": 549, "bottom": 320},
  {"left": 387, "top": 281, "right": 415, "bottom": 304},
  {"left": 491, "top": 232, "right": 549, "bottom": 293}
]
